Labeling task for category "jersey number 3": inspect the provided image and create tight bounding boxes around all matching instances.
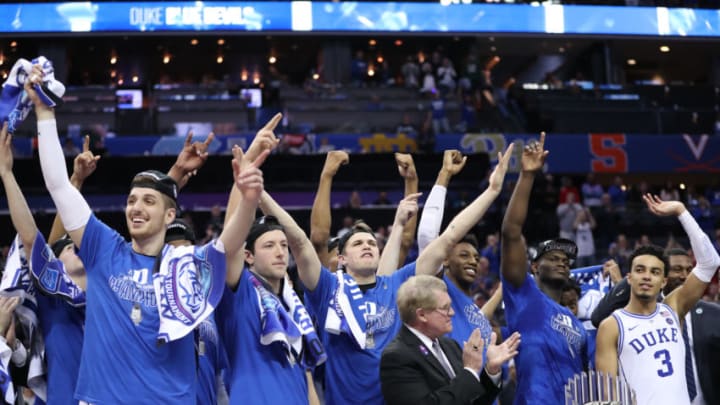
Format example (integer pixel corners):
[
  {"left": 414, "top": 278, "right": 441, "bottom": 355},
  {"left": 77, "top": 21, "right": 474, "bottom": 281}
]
[{"left": 653, "top": 349, "right": 674, "bottom": 377}]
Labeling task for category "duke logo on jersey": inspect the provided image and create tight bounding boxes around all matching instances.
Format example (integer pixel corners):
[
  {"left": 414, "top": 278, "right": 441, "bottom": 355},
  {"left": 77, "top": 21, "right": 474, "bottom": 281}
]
[{"left": 551, "top": 313, "right": 584, "bottom": 358}]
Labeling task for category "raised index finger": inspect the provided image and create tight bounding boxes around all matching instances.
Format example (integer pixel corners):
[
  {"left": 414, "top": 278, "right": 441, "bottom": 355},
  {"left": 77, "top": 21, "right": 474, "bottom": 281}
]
[
  {"left": 203, "top": 132, "right": 215, "bottom": 147},
  {"left": 262, "top": 113, "right": 283, "bottom": 132},
  {"left": 184, "top": 131, "right": 194, "bottom": 148},
  {"left": 538, "top": 131, "right": 546, "bottom": 149},
  {"left": 83, "top": 135, "right": 90, "bottom": 152}
]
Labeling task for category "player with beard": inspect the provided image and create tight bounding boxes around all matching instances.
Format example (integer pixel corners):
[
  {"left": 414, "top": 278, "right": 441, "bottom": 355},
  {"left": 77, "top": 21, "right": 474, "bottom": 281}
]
[{"left": 500, "top": 134, "right": 587, "bottom": 405}]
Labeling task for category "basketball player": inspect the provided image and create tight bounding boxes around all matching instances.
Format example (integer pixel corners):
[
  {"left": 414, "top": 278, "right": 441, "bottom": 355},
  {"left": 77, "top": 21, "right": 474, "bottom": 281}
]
[{"left": 596, "top": 195, "right": 720, "bottom": 405}]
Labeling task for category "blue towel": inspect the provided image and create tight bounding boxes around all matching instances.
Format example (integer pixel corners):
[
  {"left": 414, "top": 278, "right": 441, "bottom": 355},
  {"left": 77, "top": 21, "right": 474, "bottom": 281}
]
[
  {"left": 153, "top": 242, "right": 226, "bottom": 344},
  {"left": 29, "top": 231, "right": 85, "bottom": 307},
  {"left": 324, "top": 270, "right": 368, "bottom": 349},
  {"left": 249, "top": 272, "right": 326, "bottom": 368},
  {"left": 569, "top": 265, "right": 609, "bottom": 296},
  {"left": 0, "top": 235, "right": 46, "bottom": 402},
  {"left": 0, "top": 56, "right": 65, "bottom": 133}
]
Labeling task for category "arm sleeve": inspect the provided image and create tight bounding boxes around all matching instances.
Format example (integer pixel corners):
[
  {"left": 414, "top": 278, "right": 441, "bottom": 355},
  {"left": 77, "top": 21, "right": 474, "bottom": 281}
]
[
  {"left": 37, "top": 119, "right": 91, "bottom": 231},
  {"left": 678, "top": 211, "right": 720, "bottom": 282},
  {"left": 417, "top": 185, "right": 447, "bottom": 253}
]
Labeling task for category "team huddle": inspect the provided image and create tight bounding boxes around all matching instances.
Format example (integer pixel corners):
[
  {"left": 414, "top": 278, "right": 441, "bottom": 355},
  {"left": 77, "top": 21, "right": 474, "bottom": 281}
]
[{"left": 0, "top": 63, "right": 718, "bottom": 405}]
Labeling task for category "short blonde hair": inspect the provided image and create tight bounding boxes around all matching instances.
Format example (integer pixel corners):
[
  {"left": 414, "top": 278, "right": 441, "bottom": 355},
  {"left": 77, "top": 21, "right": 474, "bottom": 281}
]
[{"left": 397, "top": 275, "right": 447, "bottom": 324}]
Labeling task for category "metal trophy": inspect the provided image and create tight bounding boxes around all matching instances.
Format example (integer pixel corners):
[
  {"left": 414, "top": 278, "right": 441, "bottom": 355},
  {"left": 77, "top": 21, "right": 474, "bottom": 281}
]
[{"left": 564, "top": 371, "right": 636, "bottom": 405}]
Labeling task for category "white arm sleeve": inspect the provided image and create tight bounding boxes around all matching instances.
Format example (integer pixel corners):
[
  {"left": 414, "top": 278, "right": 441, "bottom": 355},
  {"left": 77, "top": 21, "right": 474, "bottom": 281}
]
[
  {"left": 678, "top": 210, "right": 720, "bottom": 282},
  {"left": 37, "top": 119, "right": 91, "bottom": 231},
  {"left": 417, "top": 185, "right": 447, "bottom": 253}
]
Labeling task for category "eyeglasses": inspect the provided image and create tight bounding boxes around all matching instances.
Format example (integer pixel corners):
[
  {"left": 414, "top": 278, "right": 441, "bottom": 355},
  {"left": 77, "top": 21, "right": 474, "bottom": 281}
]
[{"left": 430, "top": 304, "right": 453, "bottom": 317}]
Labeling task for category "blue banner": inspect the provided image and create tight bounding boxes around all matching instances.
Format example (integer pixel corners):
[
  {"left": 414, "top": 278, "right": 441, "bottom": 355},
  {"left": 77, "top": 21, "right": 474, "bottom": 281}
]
[
  {"left": 13, "top": 132, "right": 720, "bottom": 174},
  {"left": 0, "top": 2, "right": 719, "bottom": 37},
  {"left": 0, "top": 2, "right": 292, "bottom": 33}
]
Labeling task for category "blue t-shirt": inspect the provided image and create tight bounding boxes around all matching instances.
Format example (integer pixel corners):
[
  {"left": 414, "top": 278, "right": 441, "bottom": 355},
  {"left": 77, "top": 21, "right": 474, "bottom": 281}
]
[
  {"left": 443, "top": 274, "right": 492, "bottom": 363},
  {"left": 36, "top": 293, "right": 84, "bottom": 405},
  {"left": 215, "top": 269, "right": 308, "bottom": 405},
  {"left": 305, "top": 263, "right": 416, "bottom": 405},
  {"left": 76, "top": 215, "right": 196, "bottom": 404},
  {"left": 502, "top": 273, "right": 587, "bottom": 405},
  {"left": 196, "top": 315, "right": 227, "bottom": 405}
]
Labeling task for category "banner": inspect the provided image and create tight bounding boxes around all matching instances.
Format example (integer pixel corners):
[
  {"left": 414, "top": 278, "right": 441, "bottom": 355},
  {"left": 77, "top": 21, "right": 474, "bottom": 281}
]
[{"left": 0, "top": 2, "right": 718, "bottom": 37}]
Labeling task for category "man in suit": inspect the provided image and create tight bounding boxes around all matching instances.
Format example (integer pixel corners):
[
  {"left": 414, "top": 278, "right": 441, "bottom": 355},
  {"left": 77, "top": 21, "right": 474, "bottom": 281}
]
[
  {"left": 380, "top": 275, "right": 521, "bottom": 405},
  {"left": 592, "top": 248, "right": 720, "bottom": 405}
]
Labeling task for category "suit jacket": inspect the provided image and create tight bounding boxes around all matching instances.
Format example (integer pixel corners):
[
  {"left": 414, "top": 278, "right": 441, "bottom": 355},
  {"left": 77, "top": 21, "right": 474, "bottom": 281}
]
[
  {"left": 691, "top": 301, "right": 720, "bottom": 405},
  {"left": 380, "top": 326, "right": 500, "bottom": 405}
]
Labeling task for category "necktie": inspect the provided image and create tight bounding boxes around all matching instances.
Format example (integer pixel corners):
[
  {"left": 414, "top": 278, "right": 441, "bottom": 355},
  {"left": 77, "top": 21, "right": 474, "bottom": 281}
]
[
  {"left": 682, "top": 322, "right": 697, "bottom": 401},
  {"left": 432, "top": 340, "right": 456, "bottom": 379}
]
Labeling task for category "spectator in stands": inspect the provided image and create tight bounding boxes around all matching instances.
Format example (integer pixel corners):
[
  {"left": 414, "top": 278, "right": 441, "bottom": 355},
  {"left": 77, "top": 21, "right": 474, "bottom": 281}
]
[
  {"left": 455, "top": 94, "right": 478, "bottom": 133},
  {"left": 417, "top": 111, "right": 436, "bottom": 154},
  {"left": 660, "top": 180, "right": 680, "bottom": 202},
  {"left": 62, "top": 137, "right": 80, "bottom": 157},
  {"left": 401, "top": 56, "right": 420, "bottom": 89},
  {"left": 206, "top": 204, "right": 224, "bottom": 234},
  {"left": 396, "top": 113, "right": 419, "bottom": 136},
  {"left": 481, "top": 233, "right": 501, "bottom": 279},
  {"left": 373, "top": 191, "right": 393, "bottom": 206},
  {"left": 367, "top": 94, "right": 384, "bottom": 112},
  {"left": 608, "top": 234, "right": 633, "bottom": 274},
  {"left": 594, "top": 193, "right": 620, "bottom": 251},
  {"left": 351, "top": 50, "right": 368, "bottom": 87},
  {"left": 346, "top": 190, "right": 363, "bottom": 210},
  {"left": 580, "top": 173, "right": 603, "bottom": 211},
  {"left": 607, "top": 176, "right": 627, "bottom": 211},
  {"left": 573, "top": 207, "right": 597, "bottom": 267},
  {"left": 634, "top": 234, "right": 652, "bottom": 249},
  {"left": 689, "top": 196, "right": 716, "bottom": 238},
  {"left": 337, "top": 215, "right": 354, "bottom": 238},
  {"left": 557, "top": 192, "right": 583, "bottom": 240},
  {"left": 479, "top": 56, "right": 500, "bottom": 108},
  {"left": 437, "top": 57, "right": 457, "bottom": 95},
  {"left": 316, "top": 136, "right": 336, "bottom": 154},
  {"left": 420, "top": 63, "right": 437, "bottom": 95},
  {"left": 430, "top": 92, "right": 451, "bottom": 135},
  {"left": 558, "top": 176, "right": 580, "bottom": 204}
]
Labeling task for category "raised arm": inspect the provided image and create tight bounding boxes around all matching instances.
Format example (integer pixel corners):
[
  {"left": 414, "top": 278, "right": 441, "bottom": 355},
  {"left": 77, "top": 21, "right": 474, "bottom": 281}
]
[
  {"left": 395, "top": 153, "right": 419, "bottom": 267},
  {"left": 223, "top": 114, "right": 281, "bottom": 288},
  {"left": 417, "top": 150, "right": 467, "bottom": 252},
  {"left": 310, "top": 151, "right": 349, "bottom": 268},
  {"left": 167, "top": 130, "right": 215, "bottom": 189},
  {"left": 415, "top": 145, "right": 513, "bottom": 276},
  {"left": 480, "top": 282, "right": 503, "bottom": 319},
  {"left": 501, "top": 134, "right": 548, "bottom": 287},
  {"left": 27, "top": 67, "right": 91, "bottom": 248},
  {"left": 645, "top": 194, "right": 720, "bottom": 317},
  {"left": 377, "top": 193, "right": 421, "bottom": 276},
  {"left": 48, "top": 135, "right": 100, "bottom": 244},
  {"left": 595, "top": 316, "right": 620, "bottom": 377},
  {"left": 0, "top": 123, "right": 37, "bottom": 256},
  {"left": 259, "top": 190, "right": 322, "bottom": 291}
]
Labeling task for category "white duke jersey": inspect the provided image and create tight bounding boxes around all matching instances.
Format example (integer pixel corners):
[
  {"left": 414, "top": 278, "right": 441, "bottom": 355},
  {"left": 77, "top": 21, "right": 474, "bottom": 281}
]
[{"left": 612, "top": 303, "right": 690, "bottom": 405}]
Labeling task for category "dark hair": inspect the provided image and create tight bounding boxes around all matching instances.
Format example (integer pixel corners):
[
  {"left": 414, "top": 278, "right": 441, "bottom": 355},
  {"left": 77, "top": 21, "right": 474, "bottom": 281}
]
[
  {"left": 665, "top": 247, "right": 689, "bottom": 258},
  {"left": 51, "top": 237, "right": 74, "bottom": 257},
  {"left": 245, "top": 216, "right": 284, "bottom": 253},
  {"left": 628, "top": 245, "right": 669, "bottom": 276},
  {"left": 457, "top": 234, "right": 479, "bottom": 250},
  {"left": 337, "top": 221, "right": 375, "bottom": 254},
  {"left": 562, "top": 278, "right": 581, "bottom": 297}
]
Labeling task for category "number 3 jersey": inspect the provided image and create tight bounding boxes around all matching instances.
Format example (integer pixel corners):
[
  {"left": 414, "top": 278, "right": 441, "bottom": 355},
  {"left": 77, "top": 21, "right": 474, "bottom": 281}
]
[{"left": 612, "top": 303, "right": 690, "bottom": 405}]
